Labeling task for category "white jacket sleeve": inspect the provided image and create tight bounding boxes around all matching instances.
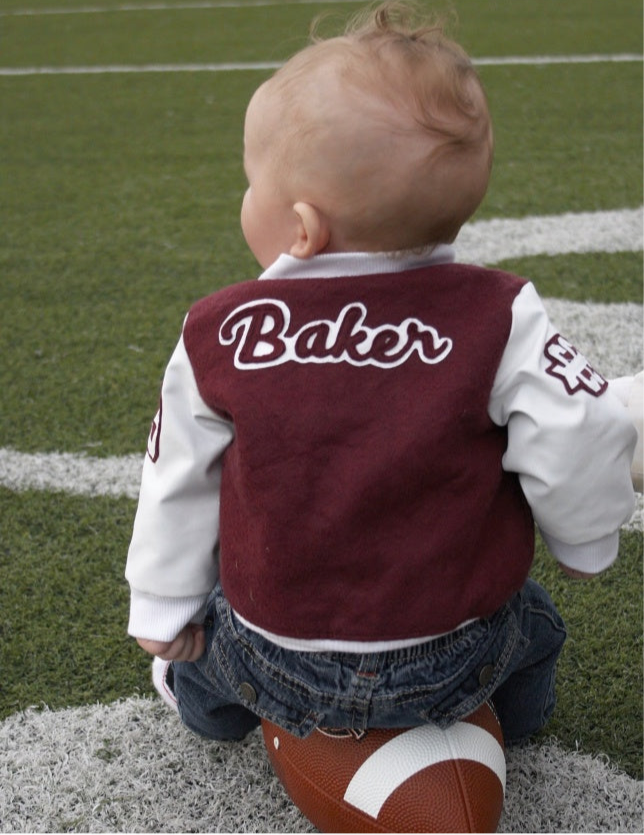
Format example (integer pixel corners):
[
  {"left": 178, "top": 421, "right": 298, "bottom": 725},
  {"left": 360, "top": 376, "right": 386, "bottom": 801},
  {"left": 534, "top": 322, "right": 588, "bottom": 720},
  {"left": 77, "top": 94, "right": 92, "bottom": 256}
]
[
  {"left": 126, "top": 329, "right": 234, "bottom": 641},
  {"left": 488, "top": 283, "right": 636, "bottom": 574}
]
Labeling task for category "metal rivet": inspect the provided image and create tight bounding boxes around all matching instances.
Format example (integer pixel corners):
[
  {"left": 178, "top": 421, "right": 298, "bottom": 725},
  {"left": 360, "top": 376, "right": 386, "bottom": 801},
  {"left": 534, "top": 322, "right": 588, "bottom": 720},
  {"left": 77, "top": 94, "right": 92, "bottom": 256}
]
[
  {"left": 239, "top": 682, "right": 257, "bottom": 704},
  {"left": 478, "top": 664, "right": 495, "bottom": 686}
]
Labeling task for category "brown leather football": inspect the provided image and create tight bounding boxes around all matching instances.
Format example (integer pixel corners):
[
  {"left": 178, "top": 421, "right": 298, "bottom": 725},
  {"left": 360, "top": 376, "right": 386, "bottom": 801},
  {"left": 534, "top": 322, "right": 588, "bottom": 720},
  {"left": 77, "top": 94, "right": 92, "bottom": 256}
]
[{"left": 262, "top": 702, "right": 505, "bottom": 832}]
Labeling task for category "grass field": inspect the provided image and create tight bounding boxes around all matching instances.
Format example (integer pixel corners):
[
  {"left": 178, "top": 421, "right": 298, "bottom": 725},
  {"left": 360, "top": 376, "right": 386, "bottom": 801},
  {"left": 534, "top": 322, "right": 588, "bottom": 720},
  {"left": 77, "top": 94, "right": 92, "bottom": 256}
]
[{"left": 1, "top": 0, "right": 642, "bottom": 802}]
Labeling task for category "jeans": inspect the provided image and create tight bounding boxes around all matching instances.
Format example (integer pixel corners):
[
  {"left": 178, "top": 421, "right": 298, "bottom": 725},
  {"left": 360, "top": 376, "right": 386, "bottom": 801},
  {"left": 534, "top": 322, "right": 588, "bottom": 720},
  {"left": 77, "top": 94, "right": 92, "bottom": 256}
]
[{"left": 172, "top": 578, "right": 566, "bottom": 744}]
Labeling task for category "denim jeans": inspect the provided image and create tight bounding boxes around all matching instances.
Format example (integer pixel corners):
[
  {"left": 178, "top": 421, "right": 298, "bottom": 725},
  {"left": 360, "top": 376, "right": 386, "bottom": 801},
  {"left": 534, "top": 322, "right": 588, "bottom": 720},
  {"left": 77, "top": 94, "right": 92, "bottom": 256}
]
[{"left": 172, "top": 578, "right": 566, "bottom": 744}]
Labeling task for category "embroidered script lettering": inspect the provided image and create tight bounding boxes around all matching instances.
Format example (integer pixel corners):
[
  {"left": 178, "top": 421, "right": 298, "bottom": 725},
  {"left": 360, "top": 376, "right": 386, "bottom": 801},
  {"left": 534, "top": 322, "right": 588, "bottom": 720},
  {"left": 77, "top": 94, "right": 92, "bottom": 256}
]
[{"left": 219, "top": 299, "right": 453, "bottom": 370}]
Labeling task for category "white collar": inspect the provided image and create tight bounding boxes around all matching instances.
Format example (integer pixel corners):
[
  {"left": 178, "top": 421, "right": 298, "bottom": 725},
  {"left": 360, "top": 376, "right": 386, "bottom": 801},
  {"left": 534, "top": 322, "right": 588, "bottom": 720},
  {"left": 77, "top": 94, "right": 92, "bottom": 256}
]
[{"left": 257, "top": 244, "right": 456, "bottom": 281}]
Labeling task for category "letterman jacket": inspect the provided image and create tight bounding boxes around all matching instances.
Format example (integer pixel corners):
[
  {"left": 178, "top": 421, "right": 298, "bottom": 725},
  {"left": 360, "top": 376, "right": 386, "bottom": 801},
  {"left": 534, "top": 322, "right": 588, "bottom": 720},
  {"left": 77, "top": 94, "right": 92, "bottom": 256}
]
[{"left": 126, "top": 246, "right": 636, "bottom": 647}]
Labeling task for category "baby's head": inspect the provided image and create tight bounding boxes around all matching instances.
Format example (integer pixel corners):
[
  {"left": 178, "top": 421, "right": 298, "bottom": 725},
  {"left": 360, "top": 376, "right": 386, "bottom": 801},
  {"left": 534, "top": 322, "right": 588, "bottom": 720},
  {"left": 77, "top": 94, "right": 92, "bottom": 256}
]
[{"left": 241, "top": 1, "right": 493, "bottom": 267}]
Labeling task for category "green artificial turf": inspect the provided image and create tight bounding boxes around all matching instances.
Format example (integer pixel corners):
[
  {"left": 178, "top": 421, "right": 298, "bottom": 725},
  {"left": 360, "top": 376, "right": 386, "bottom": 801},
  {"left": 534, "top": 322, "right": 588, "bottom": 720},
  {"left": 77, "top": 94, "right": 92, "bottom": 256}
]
[
  {"left": 479, "top": 62, "right": 642, "bottom": 219},
  {"left": 0, "top": 489, "right": 150, "bottom": 718},
  {"left": 0, "top": 0, "right": 641, "bottom": 787},
  {"left": 2, "top": 0, "right": 642, "bottom": 66},
  {"left": 0, "top": 71, "right": 260, "bottom": 456},
  {"left": 531, "top": 530, "right": 643, "bottom": 779},
  {"left": 498, "top": 252, "right": 643, "bottom": 304}
]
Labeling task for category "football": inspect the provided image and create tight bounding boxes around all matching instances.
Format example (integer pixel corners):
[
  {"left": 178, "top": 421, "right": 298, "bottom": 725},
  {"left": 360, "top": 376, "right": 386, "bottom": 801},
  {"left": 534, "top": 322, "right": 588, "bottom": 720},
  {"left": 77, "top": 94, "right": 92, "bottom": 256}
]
[{"left": 262, "top": 702, "right": 505, "bottom": 833}]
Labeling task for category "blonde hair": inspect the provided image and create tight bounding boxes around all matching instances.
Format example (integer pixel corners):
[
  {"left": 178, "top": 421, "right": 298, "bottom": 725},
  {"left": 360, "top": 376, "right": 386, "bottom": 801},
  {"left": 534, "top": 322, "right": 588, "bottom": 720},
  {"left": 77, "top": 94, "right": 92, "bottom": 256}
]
[{"left": 260, "top": 1, "right": 493, "bottom": 250}]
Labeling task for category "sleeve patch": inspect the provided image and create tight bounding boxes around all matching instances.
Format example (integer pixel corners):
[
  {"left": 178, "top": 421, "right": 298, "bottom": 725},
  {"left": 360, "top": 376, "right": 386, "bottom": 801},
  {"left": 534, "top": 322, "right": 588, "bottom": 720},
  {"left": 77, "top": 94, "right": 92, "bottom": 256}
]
[
  {"left": 147, "top": 398, "right": 162, "bottom": 462},
  {"left": 544, "top": 334, "right": 607, "bottom": 396}
]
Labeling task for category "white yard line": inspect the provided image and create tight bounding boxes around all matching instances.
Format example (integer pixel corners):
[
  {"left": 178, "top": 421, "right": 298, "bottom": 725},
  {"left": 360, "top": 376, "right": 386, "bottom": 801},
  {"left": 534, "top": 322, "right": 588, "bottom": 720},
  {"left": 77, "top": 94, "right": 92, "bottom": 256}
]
[
  {"left": 457, "top": 207, "right": 643, "bottom": 265},
  {"left": 0, "top": 448, "right": 144, "bottom": 499},
  {"left": 0, "top": 696, "right": 640, "bottom": 833},
  {"left": 474, "top": 53, "right": 643, "bottom": 66},
  {"left": 1, "top": 54, "right": 642, "bottom": 76},
  {"left": 1, "top": 0, "right": 366, "bottom": 15},
  {"left": 0, "top": 62, "right": 283, "bottom": 76}
]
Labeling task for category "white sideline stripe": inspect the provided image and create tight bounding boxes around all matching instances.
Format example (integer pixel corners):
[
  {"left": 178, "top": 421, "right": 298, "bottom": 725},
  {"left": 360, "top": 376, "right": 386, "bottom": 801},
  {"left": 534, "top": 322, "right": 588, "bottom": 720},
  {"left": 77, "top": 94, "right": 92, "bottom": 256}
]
[
  {"left": 2, "top": 54, "right": 642, "bottom": 76},
  {"left": 344, "top": 723, "right": 506, "bottom": 819},
  {"left": 0, "top": 62, "right": 283, "bottom": 76},
  {"left": 0, "top": 696, "right": 641, "bottom": 834},
  {"left": 475, "top": 54, "right": 642, "bottom": 66},
  {"left": 0, "top": 448, "right": 144, "bottom": 499},
  {"left": 1, "top": 0, "right": 366, "bottom": 15},
  {"left": 456, "top": 207, "right": 643, "bottom": 265}
]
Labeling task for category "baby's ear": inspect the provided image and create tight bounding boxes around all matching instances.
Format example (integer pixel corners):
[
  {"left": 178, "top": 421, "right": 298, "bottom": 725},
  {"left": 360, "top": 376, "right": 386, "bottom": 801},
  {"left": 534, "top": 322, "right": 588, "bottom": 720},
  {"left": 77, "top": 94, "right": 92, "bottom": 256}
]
[{"left": 290, "top": 202, "right": 330, "bottom": 259}]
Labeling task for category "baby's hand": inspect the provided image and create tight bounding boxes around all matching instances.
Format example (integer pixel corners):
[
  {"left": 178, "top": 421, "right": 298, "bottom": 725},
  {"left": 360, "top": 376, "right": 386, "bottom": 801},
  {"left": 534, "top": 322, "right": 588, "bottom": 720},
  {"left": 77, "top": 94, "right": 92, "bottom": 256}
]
[
  {"left": 137, "top": 623, "right": 205, "bottom": 662},
  {"left": 610, "top": 372, "right": 643, "bottom": 492},
  {"left": 557, "top": 562, "right": 598, "bottom": 580}
]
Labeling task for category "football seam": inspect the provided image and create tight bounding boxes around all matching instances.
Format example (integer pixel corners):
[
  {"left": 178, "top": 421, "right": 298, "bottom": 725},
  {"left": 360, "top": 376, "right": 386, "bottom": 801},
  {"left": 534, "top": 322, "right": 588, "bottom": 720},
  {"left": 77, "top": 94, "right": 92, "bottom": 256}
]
[
  {"left": 440, "top": 723, "right": 477, "bottom": 833},
  {"left": 451, "top": 757, "right": 476, "bottom": 833}
]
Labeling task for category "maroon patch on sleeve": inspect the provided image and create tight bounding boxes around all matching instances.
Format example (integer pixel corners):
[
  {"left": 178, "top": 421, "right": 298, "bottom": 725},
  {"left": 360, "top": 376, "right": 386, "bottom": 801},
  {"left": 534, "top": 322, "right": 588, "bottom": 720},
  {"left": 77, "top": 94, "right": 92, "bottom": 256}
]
[
  {"left": 147, "top": 398, "right": 162, "bottom": 462},
  {"left": 544, "top": 334, "right": 607, "bottom": 396}
]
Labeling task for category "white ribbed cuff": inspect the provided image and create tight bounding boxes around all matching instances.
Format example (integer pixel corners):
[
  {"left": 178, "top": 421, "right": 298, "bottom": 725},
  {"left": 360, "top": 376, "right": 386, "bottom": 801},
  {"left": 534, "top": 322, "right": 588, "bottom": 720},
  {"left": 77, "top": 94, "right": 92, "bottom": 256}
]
[
  {"left": 540, "top": 528, "right": 620, "bottom": 575},
  {"left": 127, "top": 588, "right": 208, "bottom": 642}
]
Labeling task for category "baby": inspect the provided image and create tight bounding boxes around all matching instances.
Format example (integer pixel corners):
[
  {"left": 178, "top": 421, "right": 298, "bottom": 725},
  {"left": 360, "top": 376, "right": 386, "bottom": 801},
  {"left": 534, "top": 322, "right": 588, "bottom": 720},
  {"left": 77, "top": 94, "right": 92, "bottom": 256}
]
[{"left": 126, "top": 2, "right": 637, "bottom": 744}]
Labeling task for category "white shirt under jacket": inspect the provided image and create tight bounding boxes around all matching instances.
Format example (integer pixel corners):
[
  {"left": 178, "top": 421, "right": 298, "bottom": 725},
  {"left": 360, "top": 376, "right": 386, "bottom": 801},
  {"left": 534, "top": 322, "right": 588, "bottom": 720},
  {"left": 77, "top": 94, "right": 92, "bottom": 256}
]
[{"left": 126, "top": 245, "right": 637, "bottom": 649}]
